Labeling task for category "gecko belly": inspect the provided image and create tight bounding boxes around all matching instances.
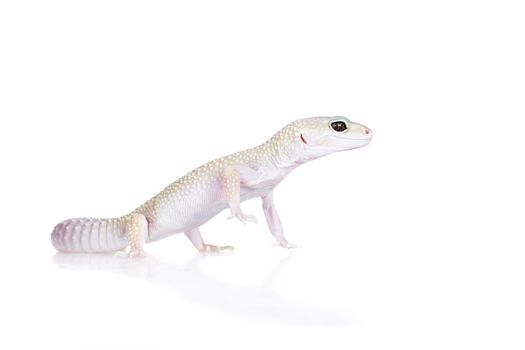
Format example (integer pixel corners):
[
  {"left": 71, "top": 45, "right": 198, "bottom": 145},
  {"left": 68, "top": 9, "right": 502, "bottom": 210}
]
[{"left": 145, "top": 187, "right": 272, "bottom": 242}]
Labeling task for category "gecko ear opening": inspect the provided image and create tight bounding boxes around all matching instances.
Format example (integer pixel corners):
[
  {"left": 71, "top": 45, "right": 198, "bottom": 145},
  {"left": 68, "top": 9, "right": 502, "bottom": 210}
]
[{"left": 300, "top": 134, "right": 308, "bottom": 144}]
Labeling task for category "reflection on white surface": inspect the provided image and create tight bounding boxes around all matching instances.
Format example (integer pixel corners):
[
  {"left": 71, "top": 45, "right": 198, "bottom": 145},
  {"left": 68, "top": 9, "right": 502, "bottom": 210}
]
[{"left": 52, "top": 252, "right": 353, "bottom": 327}]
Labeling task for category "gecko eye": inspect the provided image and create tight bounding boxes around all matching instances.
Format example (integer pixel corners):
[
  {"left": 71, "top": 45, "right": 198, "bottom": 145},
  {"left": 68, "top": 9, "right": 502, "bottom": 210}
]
[{"left": 330, "top": 121, "right": 347, "bottom": 132}]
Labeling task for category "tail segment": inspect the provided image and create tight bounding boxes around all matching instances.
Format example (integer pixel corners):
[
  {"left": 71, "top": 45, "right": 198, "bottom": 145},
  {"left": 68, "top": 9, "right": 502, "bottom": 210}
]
[{"left": 51, "top": 217, "right": 128, "bottom": 253}]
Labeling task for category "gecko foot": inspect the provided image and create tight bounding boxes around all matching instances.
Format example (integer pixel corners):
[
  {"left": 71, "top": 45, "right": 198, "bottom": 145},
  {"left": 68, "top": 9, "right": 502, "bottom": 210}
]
[
  {"left": 227, "top": 212, "right": 258, "bottom": 225},
  {"left": 199, "top": 244, "right": 234, "bottom": 256},
  {"left": 115, "top": 247, "right": 149, "bottom": 259},
  {"left": 129, "top": 249, "right": 150, "bottom": 258},
  {"left": 274, "top": 238, "right": 301, "bottom": 249}
]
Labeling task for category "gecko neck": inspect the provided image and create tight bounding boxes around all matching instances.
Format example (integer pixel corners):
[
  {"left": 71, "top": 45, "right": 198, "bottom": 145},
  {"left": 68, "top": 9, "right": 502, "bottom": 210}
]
[{"left": 257, "top": 139, "right": 312, "bottom": 170}]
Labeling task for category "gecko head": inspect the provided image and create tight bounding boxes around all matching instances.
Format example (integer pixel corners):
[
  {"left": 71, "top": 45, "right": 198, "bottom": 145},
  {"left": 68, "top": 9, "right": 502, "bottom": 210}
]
[{"left": 296, "top": 116, "right": 373, "bottom": 159}]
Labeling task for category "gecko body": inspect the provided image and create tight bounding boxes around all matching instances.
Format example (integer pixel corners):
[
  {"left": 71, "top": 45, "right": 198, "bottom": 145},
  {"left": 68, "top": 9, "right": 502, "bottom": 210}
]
[{"left": 51, "top": 117, "right": 372, "bottom": 255}]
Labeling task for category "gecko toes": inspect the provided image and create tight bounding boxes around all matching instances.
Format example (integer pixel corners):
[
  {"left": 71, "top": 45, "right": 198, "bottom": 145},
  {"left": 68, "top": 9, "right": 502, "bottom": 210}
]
[
  {"left": 243, "top": 214, "right": 258, "bottom": 224},
  {"left": 114, "top": 249, "right": 149, "bottom": 259},
  {"left": 274, "top": 239, "right": 301, "bottom": 249},
  {"left": 200, "top": 244, "right": 234, "bottom": 256},
  {"left": 219, "top": 245, "right": 235, "bottom": 255}
]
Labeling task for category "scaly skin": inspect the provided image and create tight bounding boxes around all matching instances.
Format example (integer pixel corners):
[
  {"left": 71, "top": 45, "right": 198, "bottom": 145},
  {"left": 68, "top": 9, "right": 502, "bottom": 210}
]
[{"left": 51, "top": 117, "right": 373, "bottom": 256}]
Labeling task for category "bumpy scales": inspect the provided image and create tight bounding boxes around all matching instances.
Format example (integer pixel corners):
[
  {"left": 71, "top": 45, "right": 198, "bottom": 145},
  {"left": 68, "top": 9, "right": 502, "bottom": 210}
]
[{"left": 51, "top": 117, "right": 372, "bottom": 256}]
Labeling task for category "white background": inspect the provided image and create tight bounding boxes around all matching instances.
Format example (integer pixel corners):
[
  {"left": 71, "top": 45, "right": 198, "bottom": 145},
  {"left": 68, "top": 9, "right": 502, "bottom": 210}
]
[{"left": 1, "top": 1, "right": 524, "bottom": 349}]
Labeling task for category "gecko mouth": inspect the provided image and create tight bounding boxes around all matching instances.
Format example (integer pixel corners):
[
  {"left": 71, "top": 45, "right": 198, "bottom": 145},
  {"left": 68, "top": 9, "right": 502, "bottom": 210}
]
[{"left": 334, "top": 136, "right": 372, "bottom": 141}]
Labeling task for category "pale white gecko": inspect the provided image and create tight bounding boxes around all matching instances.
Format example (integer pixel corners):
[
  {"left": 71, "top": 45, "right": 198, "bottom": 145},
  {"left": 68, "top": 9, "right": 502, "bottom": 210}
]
[{"left": 51, "top": 117, "right": 372, "bottom": 256}]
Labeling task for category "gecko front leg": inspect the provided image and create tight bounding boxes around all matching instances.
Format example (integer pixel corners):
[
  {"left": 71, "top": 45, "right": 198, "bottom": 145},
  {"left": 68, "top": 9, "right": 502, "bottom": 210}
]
[
  {"left": 222, "top": 166, "right": 258, "bottom": 224},
  {"left": 261, "top": 192, "right": 294, "bottom": 248}
]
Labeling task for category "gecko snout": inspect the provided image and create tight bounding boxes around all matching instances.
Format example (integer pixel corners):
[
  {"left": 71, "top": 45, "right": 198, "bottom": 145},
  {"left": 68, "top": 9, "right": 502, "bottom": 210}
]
[{"left": 360, "top": 126, "right": 373, "bottom": 140}]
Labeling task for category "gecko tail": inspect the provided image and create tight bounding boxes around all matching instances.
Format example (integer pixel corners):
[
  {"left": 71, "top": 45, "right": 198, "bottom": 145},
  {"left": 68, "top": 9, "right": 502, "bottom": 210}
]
[{"left": 51, "top": 217, "right": 128, "bottom": 253}]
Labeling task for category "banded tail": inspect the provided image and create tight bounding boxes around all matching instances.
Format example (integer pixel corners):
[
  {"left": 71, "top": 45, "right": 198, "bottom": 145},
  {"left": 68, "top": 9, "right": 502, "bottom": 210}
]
[{"left": 51, "top": 217, "right": 129, "bottom": 253}]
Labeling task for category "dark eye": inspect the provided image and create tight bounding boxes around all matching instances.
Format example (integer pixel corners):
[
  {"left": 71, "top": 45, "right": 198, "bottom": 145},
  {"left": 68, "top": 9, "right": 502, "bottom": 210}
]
[{"left": 330, "top": 121, "right": 347, "bottom": 132}]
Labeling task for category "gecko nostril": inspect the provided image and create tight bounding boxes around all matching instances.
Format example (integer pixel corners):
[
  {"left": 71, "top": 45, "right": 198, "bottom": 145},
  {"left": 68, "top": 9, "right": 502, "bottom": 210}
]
[{"left": 364, "top": 129, "right": 370, "bottom": 135}]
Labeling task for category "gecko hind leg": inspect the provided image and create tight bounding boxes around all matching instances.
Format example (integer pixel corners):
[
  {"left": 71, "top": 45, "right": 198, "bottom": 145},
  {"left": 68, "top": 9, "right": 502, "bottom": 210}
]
[
  {"left": 125, "top": 213, "right": 149, "bottom": 258},
  {"left": 185, "top": 227, "right": 234, "bottom": 255}
]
